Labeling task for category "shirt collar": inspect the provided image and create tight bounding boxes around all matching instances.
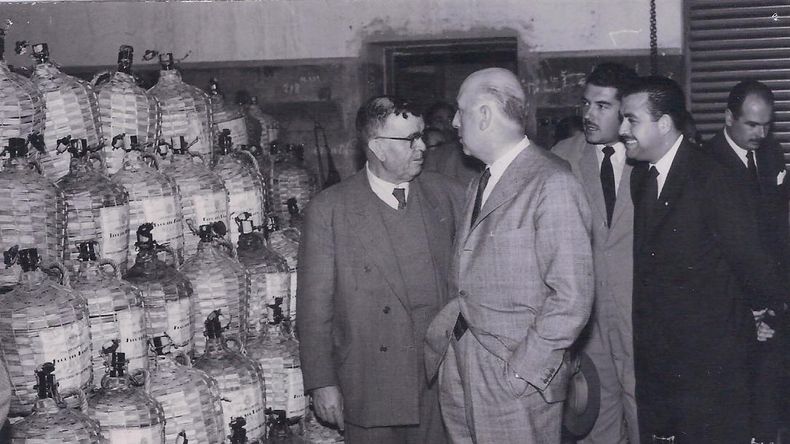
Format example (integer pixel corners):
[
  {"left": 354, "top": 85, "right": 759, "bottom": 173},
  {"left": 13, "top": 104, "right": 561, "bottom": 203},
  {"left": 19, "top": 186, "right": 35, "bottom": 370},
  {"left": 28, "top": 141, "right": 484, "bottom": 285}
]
[
  {"left": 487, "top": 135, "right": 530, "bottom": 177},
  {"left": 723, "top": 127, "right": 751, "bottom": 166},
  {"left": 651, "top": 134, "right": 684, "bottom": 177},
  {"left": 366, "top": 162, "right": 410, "bottom": 208}
]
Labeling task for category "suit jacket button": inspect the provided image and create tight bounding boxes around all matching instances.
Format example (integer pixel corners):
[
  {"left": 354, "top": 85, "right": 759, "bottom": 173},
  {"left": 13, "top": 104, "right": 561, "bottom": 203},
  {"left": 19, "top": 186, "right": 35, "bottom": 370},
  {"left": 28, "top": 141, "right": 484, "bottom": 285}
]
[
  {"left": 459, "top": 290, "right": 467, "bottom": 296},
  {"left": 380, "top": 346, "right": 388, "bottom": 352},
  {"left": 364, "top": 266, "right": 371, "bottom": 272},
  {"left": 383, "top": 306, "right": 391, "bottom": 314}
]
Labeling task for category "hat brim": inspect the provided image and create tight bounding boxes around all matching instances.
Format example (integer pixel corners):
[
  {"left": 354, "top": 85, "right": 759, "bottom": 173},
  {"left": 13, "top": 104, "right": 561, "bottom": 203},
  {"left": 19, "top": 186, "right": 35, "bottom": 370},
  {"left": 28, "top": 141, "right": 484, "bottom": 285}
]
[{"left": 562, "top": 351, "right": 601, "bottom": 438}]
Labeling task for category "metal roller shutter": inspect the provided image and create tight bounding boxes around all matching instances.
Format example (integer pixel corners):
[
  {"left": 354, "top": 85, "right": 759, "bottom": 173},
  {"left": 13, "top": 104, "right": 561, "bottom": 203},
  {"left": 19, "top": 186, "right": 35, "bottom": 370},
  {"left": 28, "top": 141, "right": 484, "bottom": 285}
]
[{"left": 687, "top": 0, "right": 790, "bottom": 162}]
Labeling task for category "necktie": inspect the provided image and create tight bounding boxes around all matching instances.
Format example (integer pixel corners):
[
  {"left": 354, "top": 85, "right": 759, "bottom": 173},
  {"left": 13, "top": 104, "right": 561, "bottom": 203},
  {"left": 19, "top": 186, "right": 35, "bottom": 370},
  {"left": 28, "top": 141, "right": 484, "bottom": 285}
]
[
  {"left": 471, "top": 168, "right": 491, "bottom": 226},
  {"left": 600, "top": 145, "right": 616, "bottom": 227},
  {"left": 639, "top": 166, "right": 659, "bottom": 231},
  {"left": 392, "top": 187, "right": 407, "bottom": 210},
  {"left": 746, "top": 150, "right": 758, "bottom": 181}
]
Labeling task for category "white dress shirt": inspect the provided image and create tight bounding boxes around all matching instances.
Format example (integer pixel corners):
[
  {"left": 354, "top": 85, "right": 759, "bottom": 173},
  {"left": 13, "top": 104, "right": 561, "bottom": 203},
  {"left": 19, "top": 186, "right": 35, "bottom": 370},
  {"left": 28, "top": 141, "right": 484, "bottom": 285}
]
[
  {"left": 481, "top": 136, "right": 530, "bottom": 206},
  {"left": 650, "top": 134, "right": 684, "bottom": 199},
  {"left": 594, "top": 141, "right": 627, "bottom": 196},
  {"left": 366, "top": 163, "right": 410, "bottom": 210}
]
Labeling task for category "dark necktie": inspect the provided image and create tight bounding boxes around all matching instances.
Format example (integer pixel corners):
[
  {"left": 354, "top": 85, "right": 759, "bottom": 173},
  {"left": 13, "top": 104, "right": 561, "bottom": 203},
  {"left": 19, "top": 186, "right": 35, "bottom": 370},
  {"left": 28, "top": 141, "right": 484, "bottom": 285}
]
[
  {"left": 746, "top": 150, "right": 758, "bottom": 181},
  {"left": 471, "top": 168, "right": 491, "bottom": 226},
  {"left": 600, "top": 145, "right": 616, "bottom": 227},
  {"left": 392, "top": 187, "right": 406, "bottom": 210}
]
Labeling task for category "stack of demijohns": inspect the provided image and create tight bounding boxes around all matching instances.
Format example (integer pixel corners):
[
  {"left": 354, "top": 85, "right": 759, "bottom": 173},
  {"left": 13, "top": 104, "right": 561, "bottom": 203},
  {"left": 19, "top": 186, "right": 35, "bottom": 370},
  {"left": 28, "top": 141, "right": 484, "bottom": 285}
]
[
  {"left": 9, "top": 363, "right": 107, "bottom": 443},
  {"left": 245, "top": 96, "right": 279, "bottom": 150},
  {"left": 270, "top": 143, "right": 316, "bottom": 225},
  {"left": 208, "top": 78, "right": 248, "bottom": 149},
  {"left": 111, "top": 145, "right": 184, "bottom": 265},
  {"left": 124, "top": 224, "right": 194, "bottom": 355},
  {"left": 0, "top": 138, "right": 66, "bottom": 287},
  {"left": 266, "top": 215, "right": 300, "bottom": 324},
  {"left": 29, "top": 42, "right": 102, "bottom": 181},
  {"left": 71, "top": 241, "right": 147, "bottom": 389},
  {"left": 87, "top": 351, "right": 166, "bottom": 443},
  {"left": 0, "top": 27, "right": 45, "bottom": 162},
  {"left": 213, "top": 130, "right": 266, "bottom": 246},
  {"left": 0, "top": 249, "right": 92, "bottom": 416},
  {"left": 194, "top": 311, "right": 267, "bottom": 441},
  {"left": 149, "top": 53, "right": 213, "bottom": 162},
  {"left": 57, "top": 139, "right": 130, "bottom": 273},
  {"left": 147, "top": 350, "right": 226, "bottom": 443},
  {"left": 160, "top": 136, "right": 229, "bottom": 259},
  {"left": 242, "top": 218, "right": 306, "bottom": 425},
  {"left": 181, "top": 221, "right": 249, "bottom": 356},
  {"left": 95, "top": 45, "right": 160, "bottom": 175}
]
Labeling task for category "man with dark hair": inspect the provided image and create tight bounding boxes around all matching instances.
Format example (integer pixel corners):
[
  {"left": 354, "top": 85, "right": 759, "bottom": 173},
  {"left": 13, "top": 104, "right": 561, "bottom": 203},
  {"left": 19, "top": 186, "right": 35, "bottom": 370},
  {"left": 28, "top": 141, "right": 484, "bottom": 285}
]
[
  {"left": 553, "top": 62, "right": 639, "bottom": 444},
  {"left": 425, "top": 67, "right": 593, "bottom": 443},
  {"left": 423, "top": 101, "right": 483, "bottom": 185},
  {"left": 621, "top": 76, "right": 788, "bottom": 443},
  {"left": 298, "top": 95, "right": 464, "bottom": 443},
  {"left": 702, "top": 79, "right": 789, "bottom": 442}
]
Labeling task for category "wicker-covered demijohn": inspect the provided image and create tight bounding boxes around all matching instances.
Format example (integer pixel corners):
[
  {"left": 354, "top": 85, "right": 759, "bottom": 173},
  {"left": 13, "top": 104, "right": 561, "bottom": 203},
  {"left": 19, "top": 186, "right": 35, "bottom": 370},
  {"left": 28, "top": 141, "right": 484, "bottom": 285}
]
[
  {"left": 208, "top": 78, "right": 248, "bottom": 149},
  {"left": 149, "top": 53, "right": 213, "bottom": 162},
  {"left": 87, "top": 351, "right": 166, "bottom": 444},
  {"left": 9, "top": 363, "right": 107, "bottom": 443},
  {"left": 95, "top": 45, "right": 160, "bottom": 175},
  {"left": 0, "top": 249, "right": 92, "bottom": 416},
  {"left": 266, "top": 216, "right": 300, "bottom": 323},
  {"left": 181, "top": 222, "right": 250, "bottom": 357},
  {"left": 29, "top": 43, "right": 103, "bottom": 181},
  {"left": 0, "top": 29, "right": 45, "bottom": 159},
  {"left": 213, "top": 131, "right": 267, "bottom": 247},
  {"left": 148, "top": 353, "right": 225, "bottom": 443},
  {"left": 270, "top": 143, "right": 317, "bottom": 225},
  {"left": 0, "top": 138, "right": 67, "bottom": 287},
  {"left": 57, "top": 140, "right": 130, "bottom": 273},
  {"left": 193, "top": 311, "right": 267, "bottom": 441},
  {"left": 160, "top": 140, "right": 228, "bottom": 258},
  {"left": 111, "top": 149, "right": 184, "bottom": 265},
  {"left": 71, "top": 241, "right": 148, "bottom": 389},
  {"left": 124, "top": 223, "right": 194, "bottom": 356}
]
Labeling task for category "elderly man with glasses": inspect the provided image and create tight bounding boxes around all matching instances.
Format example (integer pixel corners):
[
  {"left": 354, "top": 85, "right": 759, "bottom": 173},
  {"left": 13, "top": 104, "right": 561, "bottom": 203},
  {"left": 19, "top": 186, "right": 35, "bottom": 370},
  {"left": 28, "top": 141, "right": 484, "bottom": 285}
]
[{"left": 298, "top": 95, "right": 465, "bottom": 444}]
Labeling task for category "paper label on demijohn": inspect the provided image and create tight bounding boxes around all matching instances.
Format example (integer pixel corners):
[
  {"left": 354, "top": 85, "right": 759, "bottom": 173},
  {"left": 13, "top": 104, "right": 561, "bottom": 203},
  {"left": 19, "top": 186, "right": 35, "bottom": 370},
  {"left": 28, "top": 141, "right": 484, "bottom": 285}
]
[
  {"left": 285, "top": 367, "right": 307, "bottom": 418},
  {"left": 228, "top": 189, "right": 262, "bottom": 244},
  {"left": 165, "top": 297, "right": 192, "bottom": 349},
  {"left": 116, "top": 307, "right": 148, "bottom": 370},
  {"left": 141, "top": 196, "right": 181, "bottom": 246},
  {"left": 99, "top": 205, "right": 129, "bottom": 265},
  {"left": 192, "top": 192, "right": 228, "bottom": 227},
  {"left": 107, "top": 425, "right": 162, "bottom": 443},
  {"left": 37, "top": 319, "right": 91, "bottom": 392}
]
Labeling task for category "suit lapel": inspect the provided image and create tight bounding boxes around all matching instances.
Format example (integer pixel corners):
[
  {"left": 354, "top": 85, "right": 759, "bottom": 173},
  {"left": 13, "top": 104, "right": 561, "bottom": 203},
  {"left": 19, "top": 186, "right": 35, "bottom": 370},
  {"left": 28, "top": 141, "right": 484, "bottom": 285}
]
[
  {"left": 346, "top": 172, "right": 410, "bottom": 311},
  {"left": 610, "top": 161, "right": 633, "bottom": 228},
  {"left": 413, "top": 178, "right": 451, "bottom": 296},
  {"left": 648, "top": 141, "right": 692, "bottom": 236},
  {"left": 579, "top": 145, "right": 608, "bottom": 225}
]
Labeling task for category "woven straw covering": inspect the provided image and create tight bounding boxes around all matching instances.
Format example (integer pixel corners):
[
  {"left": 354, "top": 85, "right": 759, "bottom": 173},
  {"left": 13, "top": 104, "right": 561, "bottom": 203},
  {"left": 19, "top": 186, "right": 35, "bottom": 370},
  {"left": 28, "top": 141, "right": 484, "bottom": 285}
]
[
  {"left": 0, "top": 63, "right": 45, "bottom": 154},
  {"left": 72, "top": 259, "right": 148, "bottom": 389},
  {"left": 124, "top": 247, "right": 194, "bottom": 354},
  {"left": 193, "top": 338, "right": 267, "bottom": 441},
  {"left": 149, "top": 70, "right": 213, "bottom": 161},
  {"left": 148, "top": 354, "right": 225, "bottom": 443},
  {"left": 210, "top": 94, "right": 248, "bottom": 149},
  {"left": 213, "top": 151, "right": 266, "bottom": 247},
  {"left": 0, "top": 270, "right": 92, "bottom": 416},
  {"left": 182, "top": 240, "right": 250, "bottom": 357},
  {"left": 245, "top": 102, "right": 279, "bottom": 148},
  {"left": 30, "top": 62, "right": 102, "bottom": 181},
  {"left": 57, "top": 159, "right": 130, "bottom": 274},
  {"left": 87, "top": 374, "right": 166, "bottom": 443},
  {"left": 271, "top": 161, "right": 316, "bottom": 225},
  {"left": 96, "top": 72, "right": 160, "bottom": 175},
  {"left": 111, "top": 152, "right": 184, "bottom": 265},
  {"left": 269, "top": 229, "right": 300, "bottom": 323},
  {"left": 0, "top": 156, "right": 67, "bottom": 268},
  {"left": 300, "top": 409, "right": 345, "bottom": 443},
  {"left": 237, "top": 234, "right": 291, "bottom": 336},
  {"left": 162, "top": 153, "right": 228, "bottom": 258},
  {"left": 246, "top": 327, "right": 307, "bottom": 421},
  {"left": 10, "top": 397, "right": 108, "bottom": 443}
]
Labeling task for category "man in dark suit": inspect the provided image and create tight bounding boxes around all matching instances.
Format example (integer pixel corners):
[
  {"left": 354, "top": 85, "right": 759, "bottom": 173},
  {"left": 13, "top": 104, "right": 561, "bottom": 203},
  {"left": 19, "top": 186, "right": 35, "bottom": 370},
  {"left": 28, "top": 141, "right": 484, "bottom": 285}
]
[
  {"left": 297, "top": 95, "right": 464, "bottom": 444},
  {"left": 553, "top": 62, "right": 639, "bottom": 444},
  {"left": 702, "top": 80, "right": 789, "bottom": 442},
  {"left": 621, "top": 76, "right": 788, "bottom": 443}
]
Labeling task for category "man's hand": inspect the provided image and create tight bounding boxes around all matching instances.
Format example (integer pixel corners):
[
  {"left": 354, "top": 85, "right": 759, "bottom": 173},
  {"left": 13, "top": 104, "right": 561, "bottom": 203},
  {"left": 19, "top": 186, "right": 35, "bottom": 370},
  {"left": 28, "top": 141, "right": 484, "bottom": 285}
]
[
  {"left": 311, "top": 385, "right": 344, "bottom": 429},
  {"left": 752, "top": 309, "right": 776, "bottom": 342}
]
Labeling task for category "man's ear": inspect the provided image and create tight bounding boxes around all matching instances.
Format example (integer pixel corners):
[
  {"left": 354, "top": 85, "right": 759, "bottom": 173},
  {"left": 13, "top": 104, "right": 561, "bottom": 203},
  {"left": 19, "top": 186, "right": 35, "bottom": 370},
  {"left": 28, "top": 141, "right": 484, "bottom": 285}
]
[
  {"left": 479, "top": 104, "right": 491, "bottom": 131},
  {"left": 368, "top": 140, "right": 386, "bottom": 162},
  {"left": 657, "top": 114, "right": 673, "bottom": 135},
  {"left": 725, "top": 108, "right": 735, "bottom": 127}
]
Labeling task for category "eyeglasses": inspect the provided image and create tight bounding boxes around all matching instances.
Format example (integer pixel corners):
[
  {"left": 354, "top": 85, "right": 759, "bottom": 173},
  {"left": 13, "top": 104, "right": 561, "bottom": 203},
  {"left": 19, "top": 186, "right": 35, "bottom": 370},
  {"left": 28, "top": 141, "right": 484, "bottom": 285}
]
[{"left": 374, "top": 132, "right": 424, "bottom": 149}]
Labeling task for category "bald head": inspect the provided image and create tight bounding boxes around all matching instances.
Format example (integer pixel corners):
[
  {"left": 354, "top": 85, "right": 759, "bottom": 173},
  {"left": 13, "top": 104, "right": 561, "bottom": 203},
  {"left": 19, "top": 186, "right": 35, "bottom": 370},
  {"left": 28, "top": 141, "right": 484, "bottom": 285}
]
[{"left": 460, "top": 68, "right": 526, "bottom": 127}]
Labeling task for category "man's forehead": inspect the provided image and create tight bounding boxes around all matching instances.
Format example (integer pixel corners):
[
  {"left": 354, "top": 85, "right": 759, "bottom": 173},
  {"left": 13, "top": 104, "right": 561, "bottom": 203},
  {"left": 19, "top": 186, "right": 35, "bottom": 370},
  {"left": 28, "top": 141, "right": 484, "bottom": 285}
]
[
  {"left": 382, "top": 112, "right": 423, "bottom": 132},
  {"left": 584, "top": 84, "right": 619, "bottom": 102},
  {"left": 623, "top": 92, "right": 648, "bottom": 111}
]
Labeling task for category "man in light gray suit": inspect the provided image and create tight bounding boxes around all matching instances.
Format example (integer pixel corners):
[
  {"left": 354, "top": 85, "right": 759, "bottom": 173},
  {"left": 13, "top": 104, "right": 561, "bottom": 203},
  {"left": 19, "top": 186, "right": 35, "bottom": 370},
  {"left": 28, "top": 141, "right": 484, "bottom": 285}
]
[
  {"left": 425, "top": 67, "right": 594, "bottom": 443},
  {"left": 553, "top": 63, "right": 639, "bottom": 443}
]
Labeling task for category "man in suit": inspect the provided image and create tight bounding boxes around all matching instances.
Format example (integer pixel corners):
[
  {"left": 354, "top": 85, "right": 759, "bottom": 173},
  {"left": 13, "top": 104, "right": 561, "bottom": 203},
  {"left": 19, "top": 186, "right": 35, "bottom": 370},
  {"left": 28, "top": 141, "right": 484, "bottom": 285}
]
[
  {"left": 553, "top": 62, "right": 639, "bottom": 444},
  {"left": 297, "top": 95, "right": 464, "bottom": 444},
  {"left": 422, "top": 127, "right": 482, "bottom": 186},
  {"left": 621, "top": 76, "right": 788, "bottom": 443},
  {"left": 425, "top": 67, "right": 594, "bottom": 443},
  {"left": 701, "top": 80, "right": 789, "bottom": 442}
]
